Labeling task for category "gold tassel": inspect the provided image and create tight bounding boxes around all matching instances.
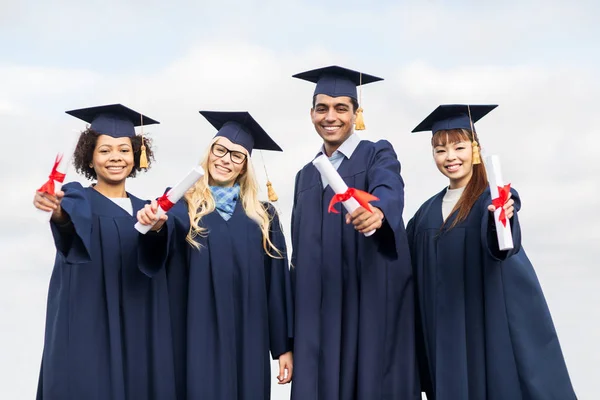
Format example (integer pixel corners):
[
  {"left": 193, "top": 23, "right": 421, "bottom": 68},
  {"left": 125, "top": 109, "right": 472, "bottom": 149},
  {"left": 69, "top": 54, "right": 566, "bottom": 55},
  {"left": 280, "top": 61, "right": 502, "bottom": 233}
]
[
  {"left": 266, "top": 181, "right": 278, "bottom": 202},
  {"left": 472, "top": 141, "right": 481, "bottom": 165},
  {"left": 355, "top": 107, "right": 365, "bottom": 130},
  {"left": 139, "top": 136, "right": 149, "bottom": 169}
]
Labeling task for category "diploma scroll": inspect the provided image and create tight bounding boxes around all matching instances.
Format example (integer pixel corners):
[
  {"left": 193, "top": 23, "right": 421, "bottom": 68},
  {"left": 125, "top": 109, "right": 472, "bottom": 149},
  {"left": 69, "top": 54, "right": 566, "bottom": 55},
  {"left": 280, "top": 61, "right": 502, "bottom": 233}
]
[
  {"left": 37, "top": 135, "right": 78, "bottom": 222},
  {"left": 135, "top": 165, "right": 205, "bottom": 234},
  {"left": 312, "top": 155, "right": 376, "bottom": 237},
  {"left": 484, "top": 155, "right": 514, "bottom": 251}
]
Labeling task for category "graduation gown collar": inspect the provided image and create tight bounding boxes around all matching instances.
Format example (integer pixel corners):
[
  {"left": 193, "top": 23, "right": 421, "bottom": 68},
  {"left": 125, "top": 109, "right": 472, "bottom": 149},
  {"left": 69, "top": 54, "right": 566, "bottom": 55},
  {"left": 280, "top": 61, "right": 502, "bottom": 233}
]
[{"left": 87, "top": 185, "right": 146, "bottom": 217}]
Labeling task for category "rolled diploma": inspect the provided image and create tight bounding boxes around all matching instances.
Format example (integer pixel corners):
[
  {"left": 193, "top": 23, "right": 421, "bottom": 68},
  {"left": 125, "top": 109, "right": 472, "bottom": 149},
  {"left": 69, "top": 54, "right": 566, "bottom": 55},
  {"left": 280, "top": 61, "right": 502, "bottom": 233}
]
[
  {"left": 312, "top": 155, "right": 375, "bottom": 237},
  {"left": 38, "top": 136, "right": 78, "bottom": 222},
  {"left": 484, "top": 155, "right": 513, "bottom": 251},
  {"left": 135, "top": 165, "right": 205, "bottom": 234}
]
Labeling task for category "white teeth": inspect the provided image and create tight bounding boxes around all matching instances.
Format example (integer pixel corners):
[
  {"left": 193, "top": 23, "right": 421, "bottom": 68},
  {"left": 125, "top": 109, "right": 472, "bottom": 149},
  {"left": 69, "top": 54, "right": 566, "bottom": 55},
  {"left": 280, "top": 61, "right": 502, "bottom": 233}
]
[
  {"left": 323, "top": 126, "right": 340, "bottom": 131},
  {"left": 215, "top": 165, "right": 231, "bottom": 172},
  {"left": 446, "top": 164, "right": 461, "bottom": 172}
]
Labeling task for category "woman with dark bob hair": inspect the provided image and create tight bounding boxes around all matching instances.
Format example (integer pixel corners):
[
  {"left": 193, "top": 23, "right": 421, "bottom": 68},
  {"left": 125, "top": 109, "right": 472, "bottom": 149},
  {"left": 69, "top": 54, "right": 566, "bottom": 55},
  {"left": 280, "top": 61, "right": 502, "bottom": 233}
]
[{"left": 33, "top": 104, "right": 177, "bottom": 400}]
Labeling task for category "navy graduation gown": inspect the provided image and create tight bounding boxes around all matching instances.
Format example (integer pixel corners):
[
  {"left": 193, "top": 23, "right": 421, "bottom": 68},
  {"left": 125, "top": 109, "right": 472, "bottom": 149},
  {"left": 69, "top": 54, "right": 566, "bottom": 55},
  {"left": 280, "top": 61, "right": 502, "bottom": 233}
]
[
  {"left": 37, "top": 182, "right": 177, "bottom": 400},
  {"left": 407, "top": 187, "right": 576, "bottom": 400},
  {"left": 290, "top": 140, "right": 419, "bottom": 400},
  {"left": 139, "top": 199, "right": 293, "bottom": 400}
]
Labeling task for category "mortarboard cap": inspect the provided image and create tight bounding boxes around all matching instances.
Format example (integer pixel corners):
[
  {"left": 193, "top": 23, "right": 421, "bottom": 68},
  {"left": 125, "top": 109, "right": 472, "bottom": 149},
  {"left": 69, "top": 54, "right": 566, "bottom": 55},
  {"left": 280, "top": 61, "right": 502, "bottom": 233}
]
[
  {"left": 199, "top": 111, "right": 282, "bottom": 155},
  {"left": 411, "top": 104, "right": 497, "bottom": 134},
  {"left": 293, "top": 65, "right": 383, "bottom": 130},
  {"left": 292, "top": 65, "right": 383, "bottom": 101},
  {"left": 65, "top": 103, "right": 159, "bottom": 138}
]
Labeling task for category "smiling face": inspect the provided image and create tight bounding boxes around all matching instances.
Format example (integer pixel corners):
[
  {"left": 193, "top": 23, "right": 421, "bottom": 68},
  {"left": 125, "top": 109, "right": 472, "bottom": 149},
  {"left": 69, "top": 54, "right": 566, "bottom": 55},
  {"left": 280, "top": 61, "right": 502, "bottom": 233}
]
[
  {"left": 91, "top": 135, "right": 135, "bottom": 186},
  {"left": 432, "top": 130, "right": 474, "bottom": 189},
  {"left": 207, "top": 137, "right": 247, "bottom": 187},
  {"left": 310, "top": 94, "right": 356, "bottom": 154}
]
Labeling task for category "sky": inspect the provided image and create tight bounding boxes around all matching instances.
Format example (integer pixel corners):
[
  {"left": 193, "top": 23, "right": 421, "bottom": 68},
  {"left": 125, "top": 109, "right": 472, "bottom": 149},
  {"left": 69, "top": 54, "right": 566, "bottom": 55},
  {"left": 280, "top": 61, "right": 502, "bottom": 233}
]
[{"left": 1, "top": 0, "right": 599, "bottom": 398}]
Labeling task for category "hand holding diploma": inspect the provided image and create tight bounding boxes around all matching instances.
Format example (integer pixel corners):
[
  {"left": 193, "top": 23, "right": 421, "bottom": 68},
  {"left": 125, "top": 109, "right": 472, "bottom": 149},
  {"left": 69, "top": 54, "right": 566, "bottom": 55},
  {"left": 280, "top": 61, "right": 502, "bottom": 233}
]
[
  {"left": 484, "top": 155, "right": 514, "bottom": 251},
  {"left": 312, "top": 154, "right": 381, "bottom": 237},
  {"left": 35, "top": 136, "right": 78, "bottom": 222},
  {"left": 135, "top": 166, "right": 205, "bottom": 234},
  {"left": 33, "top": 189, "right": 67, "bottom": 224}
]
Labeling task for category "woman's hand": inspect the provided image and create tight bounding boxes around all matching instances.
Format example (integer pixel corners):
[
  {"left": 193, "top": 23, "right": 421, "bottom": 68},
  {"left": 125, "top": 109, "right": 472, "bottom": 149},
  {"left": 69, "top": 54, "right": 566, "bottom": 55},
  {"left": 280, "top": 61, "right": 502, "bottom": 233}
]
[
  {"left": 34, "top": 190, "right": 67, "bottom": 223},
  {"left": 277, "top": 351, "right": 293, "bottom": 384},
  {"left": 488, "top": 191, "right": 515, "bottom": 220},
  {"left": 137, "top": 200, "right": 168, "bottom": 232}
]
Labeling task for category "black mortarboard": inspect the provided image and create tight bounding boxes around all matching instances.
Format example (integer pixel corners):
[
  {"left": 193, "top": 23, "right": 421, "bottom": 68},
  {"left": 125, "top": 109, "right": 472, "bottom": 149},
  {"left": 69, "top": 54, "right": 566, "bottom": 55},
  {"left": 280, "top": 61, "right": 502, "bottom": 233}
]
[
  {"left": 411, "top": 104, "right": 498, "bottom": 134},
  {"left": 199, "top": 111, "right": 282, "bottom": 155},
  {"left": 292, "top": 65, "right": 383, "bottom": 101},
  {"left": 65, "top": 103, "right": 159, "bottom": 138}
]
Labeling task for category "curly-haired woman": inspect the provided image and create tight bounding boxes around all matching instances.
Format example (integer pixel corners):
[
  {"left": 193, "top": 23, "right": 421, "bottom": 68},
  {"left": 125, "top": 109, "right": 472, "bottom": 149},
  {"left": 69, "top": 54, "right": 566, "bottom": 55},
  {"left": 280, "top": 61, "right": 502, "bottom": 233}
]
[{"left": 33, "top": 104, "right": 177, "bottom": 400}]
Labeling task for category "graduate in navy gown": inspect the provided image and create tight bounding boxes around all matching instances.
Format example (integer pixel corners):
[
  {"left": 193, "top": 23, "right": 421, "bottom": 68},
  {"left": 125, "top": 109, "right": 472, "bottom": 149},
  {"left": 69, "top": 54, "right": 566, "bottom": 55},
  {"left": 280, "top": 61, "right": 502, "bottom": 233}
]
[
  {"left": 408, "top": 105, "right": 577, "bottom": 400},
  {"left": 33, "top": 104, "right": 177, "bottom": 399},
  {"left": 136, "top": 111, "right": 293, "bottom": 400},
  {"left": 289, "top": 66, "right": 419, "bottom": 400}
]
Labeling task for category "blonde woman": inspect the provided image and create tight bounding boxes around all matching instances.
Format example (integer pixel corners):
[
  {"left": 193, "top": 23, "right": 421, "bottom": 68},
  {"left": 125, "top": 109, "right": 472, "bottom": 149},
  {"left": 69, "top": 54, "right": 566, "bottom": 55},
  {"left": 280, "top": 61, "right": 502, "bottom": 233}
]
[{"left": 137, "top": 111, "right": 293, "bottom": 400}]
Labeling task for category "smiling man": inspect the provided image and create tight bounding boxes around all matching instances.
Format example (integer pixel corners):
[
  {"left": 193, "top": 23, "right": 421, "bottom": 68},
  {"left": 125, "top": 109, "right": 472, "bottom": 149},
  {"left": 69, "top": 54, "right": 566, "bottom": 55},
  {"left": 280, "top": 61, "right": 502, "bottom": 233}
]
[{"left": 290, "top": 66, "right": 419, "bottom": 400}]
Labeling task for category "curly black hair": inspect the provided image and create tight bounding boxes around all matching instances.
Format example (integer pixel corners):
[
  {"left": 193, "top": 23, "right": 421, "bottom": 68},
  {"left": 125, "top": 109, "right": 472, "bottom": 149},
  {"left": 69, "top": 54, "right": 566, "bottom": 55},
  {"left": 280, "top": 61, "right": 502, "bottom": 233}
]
[{"left": 72, "top": 128, "right": 155, "bottom": 180}]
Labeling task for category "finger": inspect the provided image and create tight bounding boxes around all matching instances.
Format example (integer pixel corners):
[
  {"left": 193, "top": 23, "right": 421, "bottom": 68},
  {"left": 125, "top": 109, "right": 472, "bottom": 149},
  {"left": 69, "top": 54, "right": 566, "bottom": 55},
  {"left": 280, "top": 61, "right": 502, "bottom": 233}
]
[
  {"left": 137, "top": 210, "right": 153, "bottom": 225},
  {"left": 488, "top": 205, "right": 496, "bottom": 212},
  {"left": 55, "top": 190, "right": 65, "bottom": 201},
  {"left": 359, "top": 221, "right": 381, "bottom": 234},
  {"left": 356, "top": 213, "right": 382, "bottom": 232},
  {"left": 35, "top": 203, "right": 55, "bottom": 212},
  {"left": 503, "top": 199, "right": 514, "bottom": 210},
  {"left": 143, "top": 204, "right": 158, "bottom": 220},
  {"left": 38, "top": 196, "right": 58, "bottom": 210},
  {"left": 277, "top": 363, "right": 285, "bottom": 382},
  {"left": 151, "top": 199, "right": 158, "bottom": 213},
  {"left": 351, "top": 210, "right": 372, "bottom": 227},
  {"left": 506, "top": 206, "right": 514, "bottom": 219},
  {"left": 282, "top": 364, "right": 293, "bottom": 383},
  {"left": 348, "top": 207, "right": 368, "bottom": 222}
]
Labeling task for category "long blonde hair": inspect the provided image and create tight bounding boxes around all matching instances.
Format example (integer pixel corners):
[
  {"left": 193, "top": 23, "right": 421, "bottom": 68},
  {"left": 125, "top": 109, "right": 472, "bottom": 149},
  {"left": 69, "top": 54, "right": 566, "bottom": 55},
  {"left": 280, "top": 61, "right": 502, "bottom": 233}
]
[{"left": 184, "top": 137, "right": 281, "bottom": 258}]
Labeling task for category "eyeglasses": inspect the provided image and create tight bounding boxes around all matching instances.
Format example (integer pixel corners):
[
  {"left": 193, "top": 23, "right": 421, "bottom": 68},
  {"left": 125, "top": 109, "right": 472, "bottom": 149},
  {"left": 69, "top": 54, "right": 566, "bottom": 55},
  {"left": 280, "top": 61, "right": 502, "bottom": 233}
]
[{"left": 211, "top": 143, "right": 247, "bottom": 165}]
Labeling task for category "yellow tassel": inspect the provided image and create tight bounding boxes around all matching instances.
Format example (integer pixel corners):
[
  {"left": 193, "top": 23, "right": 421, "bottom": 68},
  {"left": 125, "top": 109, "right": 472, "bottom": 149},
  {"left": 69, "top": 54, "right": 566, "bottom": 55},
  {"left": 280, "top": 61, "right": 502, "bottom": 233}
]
[
  {"left": 139, "top": 139, "right": 149, "bottom": 169},
  {"left": 472, "top": 141, "right": 481, "bottom": 165},
  {"left": 354, "top": 107, "right": 365, "bottom": 130},
  {"left": 266, "top": 181, "right": 278, "bottom": 202}
]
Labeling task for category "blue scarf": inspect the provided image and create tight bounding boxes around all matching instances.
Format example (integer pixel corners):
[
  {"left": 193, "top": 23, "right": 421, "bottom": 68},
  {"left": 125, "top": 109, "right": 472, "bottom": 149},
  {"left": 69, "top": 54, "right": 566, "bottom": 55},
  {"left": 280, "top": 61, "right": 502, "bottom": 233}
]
[{"left": 210, "top": 183, "right": 240, "bottom": 221}]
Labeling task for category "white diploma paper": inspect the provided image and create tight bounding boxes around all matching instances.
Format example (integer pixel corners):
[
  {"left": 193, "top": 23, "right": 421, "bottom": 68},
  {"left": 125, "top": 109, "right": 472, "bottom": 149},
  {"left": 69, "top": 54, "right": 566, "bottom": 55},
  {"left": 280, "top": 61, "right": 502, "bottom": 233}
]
[
  {"left": 484, "top": 155, "right": 514, "bottom": 251},
  {"left": 135, "top": 165, "right": 205, "bottom": 234},
  {"left": 312, "top": 155, "right": 376, "bottom": 237}
]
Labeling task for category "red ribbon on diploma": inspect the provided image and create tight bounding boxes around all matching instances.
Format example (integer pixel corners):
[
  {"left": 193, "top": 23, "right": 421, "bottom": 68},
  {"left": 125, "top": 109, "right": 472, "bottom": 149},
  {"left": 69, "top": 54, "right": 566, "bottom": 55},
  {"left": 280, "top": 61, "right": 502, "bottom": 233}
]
[
  {"left": 38, "top": 154, "right": 66, "bottom": 195},
  {"left": 157, "top": 192, "right": 175, "bottom": 211},
  {"left": 491, "top": 183, "right": 511, "bottom": 227},
  {"left": 328, "top": 188, "right": 379, "bottom": 214}
]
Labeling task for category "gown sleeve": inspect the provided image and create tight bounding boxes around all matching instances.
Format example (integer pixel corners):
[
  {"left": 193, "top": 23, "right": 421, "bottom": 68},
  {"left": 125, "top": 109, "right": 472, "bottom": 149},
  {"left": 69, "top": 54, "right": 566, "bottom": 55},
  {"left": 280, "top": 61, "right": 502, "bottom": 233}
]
[
  {"left": 366, "top": 140, "right": 408, "bottom": 258},
  {"left": 264, "top": 203, "right": 294, "bottom": 359},
  {"left": 49, "top": 182, "right": 92, "bottom": 264}
]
